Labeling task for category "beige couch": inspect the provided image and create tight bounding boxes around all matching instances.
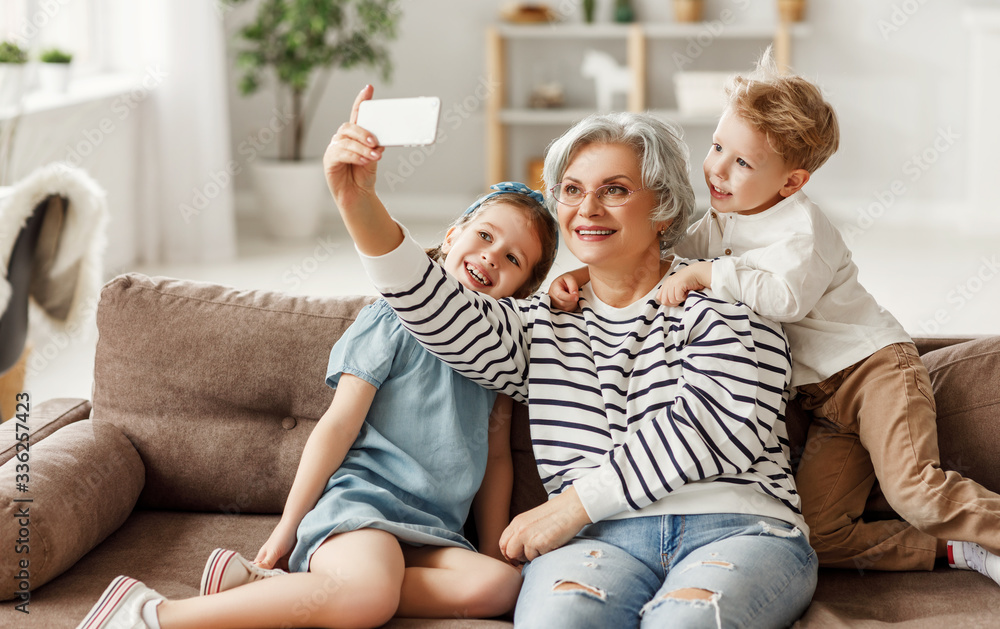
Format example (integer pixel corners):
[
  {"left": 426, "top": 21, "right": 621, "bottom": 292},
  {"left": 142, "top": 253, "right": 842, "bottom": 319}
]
[{"left": 2, "top": 273, "right": 1000, "bottom": 628}]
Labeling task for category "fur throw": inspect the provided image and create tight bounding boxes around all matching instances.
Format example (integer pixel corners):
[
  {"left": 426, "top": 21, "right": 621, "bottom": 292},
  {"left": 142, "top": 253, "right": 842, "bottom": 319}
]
[{"left": 0, "top": 163, "right": 108, "bottom": 331}]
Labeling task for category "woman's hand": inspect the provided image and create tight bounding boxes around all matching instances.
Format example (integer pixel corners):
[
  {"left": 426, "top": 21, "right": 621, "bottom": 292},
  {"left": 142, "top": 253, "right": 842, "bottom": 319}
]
[
  {"left": 254, "top": 519, "right": 299, "bottom": 570},
  {"left": 323, "top": 85, "right": 385, "bottom": 211},
  {"left": 500, "top": 487, "right": 591, "bottom": 564}
]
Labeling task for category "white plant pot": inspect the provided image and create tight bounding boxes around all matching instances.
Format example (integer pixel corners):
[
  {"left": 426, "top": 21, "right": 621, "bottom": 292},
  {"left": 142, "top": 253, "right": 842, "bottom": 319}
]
[
  {"left": 250, "top": 158, "right": 328, "bottom": 240},
  {"left": 0, "top": 64, "right": 26, "bottom": 109},
  {"left": 37, "top": 63, "right": 72, "bottom": 93}
]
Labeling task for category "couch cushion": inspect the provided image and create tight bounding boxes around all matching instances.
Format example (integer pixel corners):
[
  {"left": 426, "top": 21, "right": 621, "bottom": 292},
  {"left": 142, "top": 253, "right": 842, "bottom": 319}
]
[
  {"left": 0, "top": 510, "right": 511, "bottom": 628},
  {"left": 509, "top": 402, "right": 547, "bottom": 519},
  {"left": 854, "top": 336, "right": 1000, "bottom": 517},
  {"left": 922, "top": 336, "right": 1000, "bottom": 493},
  {"left": 91, "top": 273, "right": 375, "bottom": 513},
  {"left": 800, "top": 567, "right": 1000, "bottom": 627},
  {"left": 0, "top": 420, "right": 143, "bottom": 601},
  {"left": 0, "top": 398, "right": 91, "bottom": 467}
]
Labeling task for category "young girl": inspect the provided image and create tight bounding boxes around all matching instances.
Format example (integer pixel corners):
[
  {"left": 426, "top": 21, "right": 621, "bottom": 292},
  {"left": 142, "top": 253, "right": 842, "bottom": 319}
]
[{"left": 76, "top": 181, "right": 560, "bottom": 629}]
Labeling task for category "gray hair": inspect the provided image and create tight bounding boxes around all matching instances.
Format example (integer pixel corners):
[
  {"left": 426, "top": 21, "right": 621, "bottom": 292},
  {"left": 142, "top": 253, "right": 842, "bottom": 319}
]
[{"left": 542, "top": 112, "right": 695, "bottom": 253}]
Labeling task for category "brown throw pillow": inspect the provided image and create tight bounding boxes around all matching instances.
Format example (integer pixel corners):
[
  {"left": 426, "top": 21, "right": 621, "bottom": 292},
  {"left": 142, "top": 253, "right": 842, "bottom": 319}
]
[
  {"left": 921, "top": 336, "right": 1000, "bottom": 493},
  {"left": 0, "top": 420, "right": 144, "bottom": 600},
  {"left": 91, "top": 274, "right": 375, "bottom": 513}
]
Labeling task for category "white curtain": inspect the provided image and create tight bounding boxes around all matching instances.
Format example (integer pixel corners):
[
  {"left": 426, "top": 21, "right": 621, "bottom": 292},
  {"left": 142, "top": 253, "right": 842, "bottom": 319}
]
[{"left": 112, "top": 0, "right": 237, "bottom": 264}]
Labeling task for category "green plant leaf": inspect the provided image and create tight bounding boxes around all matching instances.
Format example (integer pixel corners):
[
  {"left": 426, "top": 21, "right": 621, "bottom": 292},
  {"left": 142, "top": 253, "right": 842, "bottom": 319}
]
[
  {"left": 232, "top": 0, "right": 400, "bottom": 160},
  {"left": 39, "top": 48, "right": 73, "bottom": 63},
  {"left": 0, "top": 40, "right": 28, "bottom": 64}
]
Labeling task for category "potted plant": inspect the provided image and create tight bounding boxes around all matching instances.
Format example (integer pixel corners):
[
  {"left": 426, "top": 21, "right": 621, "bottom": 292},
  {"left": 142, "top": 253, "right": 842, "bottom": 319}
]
[
  {"left": 778, "top": 0, "right": 806, "bottom": 22},
  {"left": 673, "top": 0, "right": 703, "bottom": 23},
  {"left": 38, "top": 47, "right": 73, "bottom": 94},
  {"left": 231, "top": 0, "right": 400, "bottom": 239},
  {"left": 0, "top": 41, "right": 28, "bottom": 110},
  {"left": 614, "top": 0, "right": 635, "bottom": 23}
]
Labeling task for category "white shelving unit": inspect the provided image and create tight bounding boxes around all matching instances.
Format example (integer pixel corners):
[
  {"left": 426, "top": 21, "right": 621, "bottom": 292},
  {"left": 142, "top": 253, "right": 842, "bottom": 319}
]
[{"left": 486, "top": 20, "right": 808, "bottom": 185}]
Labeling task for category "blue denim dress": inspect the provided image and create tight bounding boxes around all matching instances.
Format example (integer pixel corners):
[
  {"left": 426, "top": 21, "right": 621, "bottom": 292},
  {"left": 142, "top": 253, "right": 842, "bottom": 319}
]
[{"left": 288, "top": 300, "right": 497, "bottom": 573}]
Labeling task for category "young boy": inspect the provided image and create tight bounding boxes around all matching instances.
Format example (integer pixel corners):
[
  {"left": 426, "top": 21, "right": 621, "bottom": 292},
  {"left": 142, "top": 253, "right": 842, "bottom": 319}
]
[{"left": 549, "top": 49, "right": 1000, "bottom": 583}]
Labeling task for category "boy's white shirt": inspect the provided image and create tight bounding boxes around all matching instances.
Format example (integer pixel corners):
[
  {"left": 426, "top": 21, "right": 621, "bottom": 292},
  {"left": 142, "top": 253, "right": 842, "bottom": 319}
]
[{"left": 673, "top": 190, "right": 911, "bottom": 388}]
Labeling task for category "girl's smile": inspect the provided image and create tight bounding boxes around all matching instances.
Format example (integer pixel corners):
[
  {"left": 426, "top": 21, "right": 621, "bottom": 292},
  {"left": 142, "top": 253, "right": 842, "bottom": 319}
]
[{"left": 441, "top": 204, "right": 542, "bottom": 300}]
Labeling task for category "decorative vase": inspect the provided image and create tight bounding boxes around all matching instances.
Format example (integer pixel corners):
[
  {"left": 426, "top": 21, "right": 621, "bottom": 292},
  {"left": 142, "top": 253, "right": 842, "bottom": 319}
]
[
  {"left": 38, "top": 63, "right": 72, "bottom": 93},
  {"left": 778, "top": 0, "right": 806, "bottom": 22},
  {"left": 614, "top": 0, "right": 634, "bottom": 23},
  {"left": 250, "top": 158, "right": 327, "bottom": 240},
  {"left": 673, "top": 0, "right": 704, "bottom": 23},
  {"left": 583, "top": 0, "right": 596, "bottom": 23}
]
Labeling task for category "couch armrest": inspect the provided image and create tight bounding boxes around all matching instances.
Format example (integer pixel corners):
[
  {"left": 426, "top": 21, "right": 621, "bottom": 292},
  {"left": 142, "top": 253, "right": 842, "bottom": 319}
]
[
  {"left": 0, "top": 419, "right": 144, "bottom": 600},
  {"left": 0, "top": 397, "right": 91, "bottom": 467}
]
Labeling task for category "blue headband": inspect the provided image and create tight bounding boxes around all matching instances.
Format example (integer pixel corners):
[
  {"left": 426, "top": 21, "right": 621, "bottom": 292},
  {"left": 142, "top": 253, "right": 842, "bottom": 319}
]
[
  {"left": 463, "top": 181, "right": 557, "bottom": 254},
  {"left": 463, "top": 181, "right": 547, "bottom": 216}
]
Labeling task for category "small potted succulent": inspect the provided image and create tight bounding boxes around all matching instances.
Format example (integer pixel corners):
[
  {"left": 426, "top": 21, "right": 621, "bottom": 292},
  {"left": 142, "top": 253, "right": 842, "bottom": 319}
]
[
  {"left": 38, "top": 47, "right": 74, "bottom": 93},
  {"left": 0, "top": 41, "right": 28, "bottom": 109}
]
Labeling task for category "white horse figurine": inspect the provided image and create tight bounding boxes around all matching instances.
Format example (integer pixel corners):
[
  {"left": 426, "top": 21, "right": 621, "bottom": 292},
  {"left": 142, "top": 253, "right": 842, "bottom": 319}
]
[{"left": 581, "top": 49, "right": 632, "bottom": 112}]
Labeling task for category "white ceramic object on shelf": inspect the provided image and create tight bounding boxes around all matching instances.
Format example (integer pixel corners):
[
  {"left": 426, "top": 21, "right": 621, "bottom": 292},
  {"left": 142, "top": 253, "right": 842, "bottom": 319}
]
[
  {"left": 0, "top": 64, "right": 26, "bottom": 109},
  {"left": 37, "top": 63, "right": 72, "bottom": 93},
  {"left": 581, "top": 49, "right": 631, "bottom": 112},
  {"left": 673, "top": 71, "right": 732, "bottom": 117}
]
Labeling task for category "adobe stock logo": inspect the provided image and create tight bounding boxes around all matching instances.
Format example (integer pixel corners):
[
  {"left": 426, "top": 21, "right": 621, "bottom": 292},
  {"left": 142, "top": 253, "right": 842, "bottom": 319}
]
[
  {"left": 841, "top": 127, "right": 958, "bottom": 247},
  {"left": 878, "top": 0, "right": 931, "bottom": 41},
  {"left": 917, "top": 255, "right": 1000, "bottom": 335}
]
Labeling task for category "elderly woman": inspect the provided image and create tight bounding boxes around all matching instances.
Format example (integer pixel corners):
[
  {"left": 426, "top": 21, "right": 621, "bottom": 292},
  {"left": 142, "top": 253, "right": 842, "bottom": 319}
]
[{"left": 328, "top": 86, "right": 817, "bottom": 627}]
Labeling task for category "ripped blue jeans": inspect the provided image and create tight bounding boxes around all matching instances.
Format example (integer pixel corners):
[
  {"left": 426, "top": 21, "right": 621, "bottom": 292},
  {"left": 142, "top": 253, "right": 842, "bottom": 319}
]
[{"left": 514, "top": 514, "right": 817, "bottom": 629}]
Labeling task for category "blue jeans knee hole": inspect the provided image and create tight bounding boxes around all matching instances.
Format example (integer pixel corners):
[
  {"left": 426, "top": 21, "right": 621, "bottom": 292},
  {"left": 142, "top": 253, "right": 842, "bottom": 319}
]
[
  {"left": 551, "top": 579, "right": 607, "bottom": 602},
  {"left": 641, "top": 589, "right": 722, "bottom": 628}
]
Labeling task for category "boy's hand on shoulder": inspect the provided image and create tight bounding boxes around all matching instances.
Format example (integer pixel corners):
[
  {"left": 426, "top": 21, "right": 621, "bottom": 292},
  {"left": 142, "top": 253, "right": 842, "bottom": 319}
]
[
  {"left": 658, "top": 263, "right": 711, "bottom": 307},
  {"left": 548, "top": 273, "right": 581, "bottom": 312}
]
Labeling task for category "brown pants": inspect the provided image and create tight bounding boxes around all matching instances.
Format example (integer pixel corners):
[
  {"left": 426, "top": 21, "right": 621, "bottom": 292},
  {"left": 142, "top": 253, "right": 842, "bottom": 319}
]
[{"left": 795, "top": 342, "right": 1000, "bottom": 571}]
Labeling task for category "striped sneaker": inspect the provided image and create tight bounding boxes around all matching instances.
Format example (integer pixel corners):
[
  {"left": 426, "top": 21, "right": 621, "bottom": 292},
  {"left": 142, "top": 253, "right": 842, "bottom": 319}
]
[
  {"left": 199, "top": 548, "right": 287, "bottom": 596},
  {"left": 75, "top": 576, "right": 162, "bottom": 629}
]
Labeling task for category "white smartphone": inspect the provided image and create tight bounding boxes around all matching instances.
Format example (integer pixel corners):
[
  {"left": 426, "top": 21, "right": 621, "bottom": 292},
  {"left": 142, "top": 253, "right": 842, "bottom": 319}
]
[{"left": 356, "top": 97, "right": 441, "bottom": 147}]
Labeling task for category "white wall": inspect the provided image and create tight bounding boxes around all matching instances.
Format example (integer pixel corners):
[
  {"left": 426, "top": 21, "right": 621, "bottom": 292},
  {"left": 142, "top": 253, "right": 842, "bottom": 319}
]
[
  {"left": 793, "top": 0, "right": 970, "bottom": 227},
  {"left": 4, "top": 97, "right": 141, "bottom": 276},
  {"left": 224, "top": 1, "right": 987, "bottom": 230}
]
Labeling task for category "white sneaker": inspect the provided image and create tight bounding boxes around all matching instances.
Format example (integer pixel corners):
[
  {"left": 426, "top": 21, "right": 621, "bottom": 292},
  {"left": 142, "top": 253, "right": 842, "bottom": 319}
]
[
  {"left": 948, "top": 541, "right": 1000, "bottom": 586},
  {"left": 76, "top": 576, "right": 162, "bottom": 629},
  {"left": 199, "top": 548, "right": 287, "bottom": 596}
]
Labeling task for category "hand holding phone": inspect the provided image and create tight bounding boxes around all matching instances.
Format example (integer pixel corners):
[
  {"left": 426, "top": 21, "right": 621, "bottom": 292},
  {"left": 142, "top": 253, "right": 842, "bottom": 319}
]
[{"left": 356, "top": 97, "right": 441, "bottom": 147}]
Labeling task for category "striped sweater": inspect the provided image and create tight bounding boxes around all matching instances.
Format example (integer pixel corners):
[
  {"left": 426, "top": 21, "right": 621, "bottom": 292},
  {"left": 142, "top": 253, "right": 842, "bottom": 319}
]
[{"left": 362, "top": 230, "right": 805, "bottom": 530}]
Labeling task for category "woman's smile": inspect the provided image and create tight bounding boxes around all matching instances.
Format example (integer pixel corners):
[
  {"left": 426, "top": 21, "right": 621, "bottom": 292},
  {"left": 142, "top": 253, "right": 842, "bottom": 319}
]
[
  {"left": 574, "top": 225, "right": 617, "bottom": 240},
  {"left": 559, "top": 143, "right": 658, "bottom": 270}
]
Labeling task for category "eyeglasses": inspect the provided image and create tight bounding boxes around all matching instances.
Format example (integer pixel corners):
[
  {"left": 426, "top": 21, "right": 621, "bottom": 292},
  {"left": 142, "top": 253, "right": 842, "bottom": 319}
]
[{"left": 549, "top": 182, "right": 646, "bottom": 208}]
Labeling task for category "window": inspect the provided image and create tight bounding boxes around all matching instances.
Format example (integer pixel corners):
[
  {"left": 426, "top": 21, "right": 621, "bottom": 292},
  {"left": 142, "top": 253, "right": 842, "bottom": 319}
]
[{"left": 0, "top": 0, "right": 102, "bottom": 74}]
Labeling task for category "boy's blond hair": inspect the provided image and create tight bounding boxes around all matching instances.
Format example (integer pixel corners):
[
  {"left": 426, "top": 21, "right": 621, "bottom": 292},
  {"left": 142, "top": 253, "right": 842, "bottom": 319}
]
[{"left": 725, "top": 47, "right": 839, "bottom": 173}]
